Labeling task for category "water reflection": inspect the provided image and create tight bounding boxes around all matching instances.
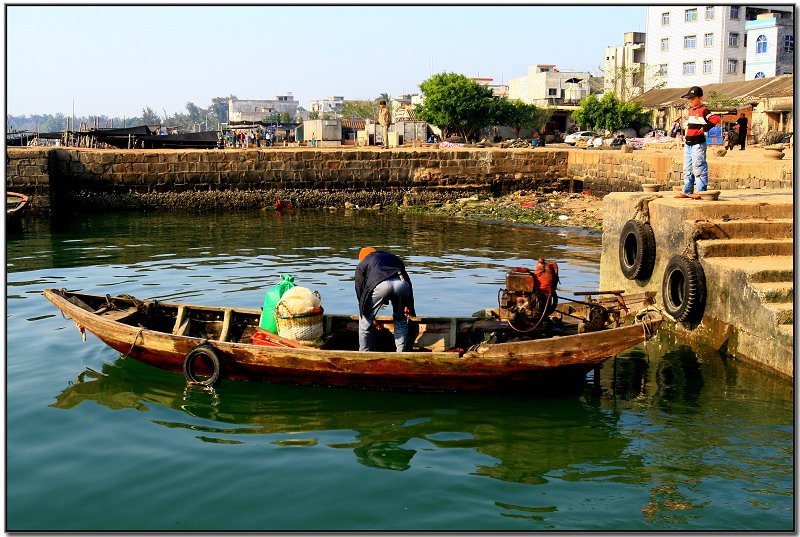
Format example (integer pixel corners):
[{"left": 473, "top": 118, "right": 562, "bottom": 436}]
[{"left": 51, "top": 355, "right": 630, "bottom": 484}]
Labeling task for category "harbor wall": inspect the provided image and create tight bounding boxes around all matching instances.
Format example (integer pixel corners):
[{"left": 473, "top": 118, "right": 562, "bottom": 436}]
[
  {"left": 7, "top": 147, "right": 793, "bottom": 211},
  {"left": 600, "top": 190, "right": 793, "bottom": 379}
]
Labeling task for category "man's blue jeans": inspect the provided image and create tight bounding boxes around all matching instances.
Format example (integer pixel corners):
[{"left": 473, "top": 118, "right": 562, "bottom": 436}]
[
  {"left": 683, "top": 143, "right": 708, "bottom": 195},
  {"left": 358, "top": 276, "right": 412, "bottom": 352}
]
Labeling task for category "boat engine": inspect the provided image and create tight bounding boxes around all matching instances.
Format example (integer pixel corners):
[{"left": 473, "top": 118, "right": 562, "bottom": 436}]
[{"left": 498, "top": 259, "right": 559, "bottom": 332}]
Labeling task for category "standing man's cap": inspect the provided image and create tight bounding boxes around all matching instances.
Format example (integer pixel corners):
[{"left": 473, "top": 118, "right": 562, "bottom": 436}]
[
  {"left": 358, "top": 247, "right": 377, "bottom": 262},
  {"left": 681, "top": 86, "right": 703, "bottom": 98}
]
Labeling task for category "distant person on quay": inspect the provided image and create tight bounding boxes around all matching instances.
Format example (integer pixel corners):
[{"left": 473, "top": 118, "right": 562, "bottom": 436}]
[
  {"left": 736, "top": 112, "right": 748, "bottom": 150},
  {"left": 378, "top": 101, "right": 392, "bottom": 149},
  {"left": 676, "top": 86, "right": 720, "bottom": 199}
]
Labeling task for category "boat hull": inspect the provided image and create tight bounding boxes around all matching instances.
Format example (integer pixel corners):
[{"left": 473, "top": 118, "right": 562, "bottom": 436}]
[{"left": 44, "top": 288, "right": 662, "bottom": 392}]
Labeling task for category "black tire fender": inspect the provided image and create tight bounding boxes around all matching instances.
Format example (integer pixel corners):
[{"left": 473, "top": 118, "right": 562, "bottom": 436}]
[
  {"left": 619, "top": 219, "right": 656, "bottom": 280},
  {"left": 661, "top": 255, "right": 706, "bottom": 322},
  {"left": 183, "top": 344, "right": 222, "bottom": 386}
]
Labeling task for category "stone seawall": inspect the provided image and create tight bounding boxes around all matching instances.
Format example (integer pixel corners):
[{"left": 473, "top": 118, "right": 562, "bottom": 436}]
[{"left": 7, "top": 147, "right": 792, "bottom": 212}]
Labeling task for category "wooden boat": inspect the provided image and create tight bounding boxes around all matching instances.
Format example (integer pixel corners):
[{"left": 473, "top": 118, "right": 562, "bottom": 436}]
[
  {"left": 6, "top": 191, "right": 29, "bottom": 222},
  {"left": 43, "top": 288, "right": 662, "bottom": 392}
]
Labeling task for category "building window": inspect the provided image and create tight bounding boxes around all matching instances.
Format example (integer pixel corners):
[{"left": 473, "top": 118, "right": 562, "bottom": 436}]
[
  {"left": 729, "top": 32, "right": 740, "bottom": 47},
  {"left": 703, "top": 60, "right": 713, "bottom": 73},
  {"left": 254, "top": 107, "right": 259, "bottom": 112},
  {"left": 754, "top": 72, "right": 766, "bottom": 78},
  {"left": 705, "top": 33, "right": 714, "bottom": 46},
  {"left": 661, "top": 37, "right": 669, "bottom": 51},
  {"left": 658, "top": 64, "right": 668, "bottom": 76},
  {"left": 685, "top": 8, "right": 698, "bottom": 22},
  {"left": 683, "top": 61, "right": 696, "bottom": 75},
  {"left": 784, "top": 35, "right": 795, "bottom": 53},
  {"left": 548, "top": 88, "right": 558, "bottom": 96},
  {"left": 662, "top": 11, "right": 670, "bottom": 25},
  {"left": 705, "top": 6, "right": 714, "bottom": 20},
  {"left": 730, "top": 6, "right": 740, "bottom": 19},
  {"left": 684, "top": 35, "right": 697, "bottom": 48},
  {"left": 727, "top": 59, "right": 738, "bottom": 73},
  {"left": 756, "top": 35, "right": 768, "bottom": 53}
]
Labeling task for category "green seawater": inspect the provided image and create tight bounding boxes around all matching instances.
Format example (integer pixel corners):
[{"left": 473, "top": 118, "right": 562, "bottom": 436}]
[{"left": 6, "top": 210, "right": 793, "bottom": 531}]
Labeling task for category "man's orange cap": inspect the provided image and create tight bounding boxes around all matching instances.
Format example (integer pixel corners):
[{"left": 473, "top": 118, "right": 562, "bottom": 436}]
[{"left": 358, "top": 247, "right": 377, "bottom": 262}]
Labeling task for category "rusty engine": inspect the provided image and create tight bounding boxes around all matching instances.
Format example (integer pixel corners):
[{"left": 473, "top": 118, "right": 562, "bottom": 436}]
[{"left": 498, "top": 259, "right": 559, "bottom": 332}]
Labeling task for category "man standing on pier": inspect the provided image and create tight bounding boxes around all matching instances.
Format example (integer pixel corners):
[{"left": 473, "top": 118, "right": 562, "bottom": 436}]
[{"left": 378, "top": 101, "right": 392, "bottom": 148}]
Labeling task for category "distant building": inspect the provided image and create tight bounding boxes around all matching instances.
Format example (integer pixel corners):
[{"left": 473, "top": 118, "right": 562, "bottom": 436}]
[
  {"left": 603, "top": 32, "right": 648, "bottom": 99},
  {"left": 508, "top": 64, "right": 594, "bottom": 132},
  {"left": 744, "top": 11, "right": 794, "bottom": 80},
  {"left": 470, "top": 77, "right": 509, "bottom": 98},
  {"left": 508, "top": 65, "right": 593, "bottom": 106},
  {"left": 644, "top": 5, "right": 793, "bottom": 90},
  {"left": 228, "top": 94, "right": 299, "bottom": 123},
  {"left": 309, "top": 96, "right": 346, "bottom": 116}
]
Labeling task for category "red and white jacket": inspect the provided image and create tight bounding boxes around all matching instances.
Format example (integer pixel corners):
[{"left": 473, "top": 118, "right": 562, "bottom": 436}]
[{"left": 684, "top": 105, "right": 720, "bottom": 145}]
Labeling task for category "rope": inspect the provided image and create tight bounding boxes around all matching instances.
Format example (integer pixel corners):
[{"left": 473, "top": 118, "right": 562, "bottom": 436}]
[
  {"left": 633, "top": 194, "right": 663, "bottom": 224},
  {"left": 682, "top": 218, "right": 717, "bottom": 259},
  {"left": 122, "top": 327, "right": 145, "bottom": 360}
]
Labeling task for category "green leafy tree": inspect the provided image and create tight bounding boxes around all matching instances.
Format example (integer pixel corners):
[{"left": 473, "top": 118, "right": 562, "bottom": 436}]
[
  {"left": 211, "top": 95, "right": 236, "bottom": 124},
  {"left": 309, "top": 111, "right": 319, "bottom": 120},
  {"left": 571, "top": 92, "right": 651, "bottom": 133},
  {"left": 185, "top": 102, "right": 204, "bottom": 125},
  {"left": 41, "top": 113, "right": 67, "bottom": 132},
  {"left": 341, "top": 100, "right": 380, "bottom": 120},
  {"left": 493, "top": 99, "right": 550, "bottom": 137},
  {"left": 141, "top": 106, "right": 161, "bottom": 125},
  {"left": 415, "top": 73, "right": 496, "bottom": 140}
]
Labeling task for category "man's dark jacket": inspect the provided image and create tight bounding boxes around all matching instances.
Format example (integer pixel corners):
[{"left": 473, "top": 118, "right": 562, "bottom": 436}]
[{"left": 355, "top": 251, "right": 415, "bottom": 317}]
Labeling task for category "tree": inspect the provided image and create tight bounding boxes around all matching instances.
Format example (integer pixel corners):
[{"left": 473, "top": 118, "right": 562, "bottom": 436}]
[
  {"left": 308, "top": 111, "right": 319, "bottom": 120},
  {"left": 571, "top": 92, "right": 652, "bottom": 133},
  {"left": 141, "top": 106, "right": 160, "bottom": 125},
  {"left": 41, "top": 113, "right": 67, "bottom": 133},
  {"left": 340, "top": 100, "right": 380, "bottom": 120},
  {"left": 414, "top": 72, "right": 496, "bottom": 140},
  {"left": 210, "top": 95, "right": 236, "bottom": 125},
  {"left": 493, "top": 99, "right": 551, "bottom": 137}
]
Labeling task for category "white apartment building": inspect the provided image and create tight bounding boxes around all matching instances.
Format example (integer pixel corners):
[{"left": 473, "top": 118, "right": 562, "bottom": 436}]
[
  {"left": 603, "top": 32, "right": 647, "bottom": 99},
  {"left": 228, "top": 94, "right": 299, "bottom": 123},
  {"left": 309, "top": 96, "right": 346, "bottom": 116},
  {"left": 508, "top": 65, "right": 592, "bottom": 106},
  {"left": 644, "top": 5, "right": 793, "bottom": 90},
  {"left": 744, "top": 11, "right": 794, "bottom": 80}
]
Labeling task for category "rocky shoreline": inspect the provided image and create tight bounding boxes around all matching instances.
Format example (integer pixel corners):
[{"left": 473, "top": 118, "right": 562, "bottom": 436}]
[
  {"left": 394, "top": 190, "right": 604, "bottom": 232},
  {"left": 57, "top": 188, "right": 605, "bottom": 232}
]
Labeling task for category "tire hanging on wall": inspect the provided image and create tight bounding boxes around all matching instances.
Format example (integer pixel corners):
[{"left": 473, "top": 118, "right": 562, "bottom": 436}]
[
  {"left": 183, "top": 344, "right": 222, "bottom": 386},
  {"left": 619, "top": 219, "right": 656, "bottom": 280},
  {"left": 661, "top": 255, "right": 706, "bottom": 323}
]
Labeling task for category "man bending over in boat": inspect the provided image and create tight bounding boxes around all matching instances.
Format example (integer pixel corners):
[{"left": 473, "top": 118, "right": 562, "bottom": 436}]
[{"left": 355, "top": 247, "right": 416, "bottom": 352}]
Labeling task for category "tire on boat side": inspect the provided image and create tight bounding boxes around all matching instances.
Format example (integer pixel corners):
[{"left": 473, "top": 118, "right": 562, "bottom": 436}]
[
  {"left": 183, "top": 344, "right": 222, "bottom": 386},
  {"left": 619, "top": 219, "right": 656, "bottom": 280},
  {"left": 661, "top": 255, "right": 706, "bottom": 322}
]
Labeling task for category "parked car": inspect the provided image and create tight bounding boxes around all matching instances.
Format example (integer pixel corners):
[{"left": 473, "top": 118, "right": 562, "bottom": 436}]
[{"left": 564, "top": 131, "right": 599, "bottom": 146}]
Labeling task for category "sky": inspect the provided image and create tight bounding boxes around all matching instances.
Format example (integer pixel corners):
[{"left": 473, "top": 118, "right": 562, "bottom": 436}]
[{"left": 6, "top": 4, "right": 646, "bottom": 119}]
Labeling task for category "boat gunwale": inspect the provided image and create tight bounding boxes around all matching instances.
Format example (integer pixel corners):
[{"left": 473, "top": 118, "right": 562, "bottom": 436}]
[{"left": 43, "top": 288, "right": 661, "bottom": 367}]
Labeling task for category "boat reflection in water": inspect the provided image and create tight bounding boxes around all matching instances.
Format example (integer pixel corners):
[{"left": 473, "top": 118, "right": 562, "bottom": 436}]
[{"left": 48, "top": 330, "right": 761, "bottom": 492}]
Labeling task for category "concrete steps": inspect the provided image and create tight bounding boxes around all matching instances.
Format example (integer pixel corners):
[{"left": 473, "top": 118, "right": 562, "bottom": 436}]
[
  {"left": 765, "top": 302, "right": 794, "bottom": 325},
  {"left": 708, "top": 218, "right": 793, "bottom": 239},
  {"left": 701, "top": 255, "right": 794, "bottom": 283},
  {"left": 751, "top": 281, "right": 794, "bottom": 303},
  {"left": 697, "top": 238, "right": 794, "bottom": 257}
]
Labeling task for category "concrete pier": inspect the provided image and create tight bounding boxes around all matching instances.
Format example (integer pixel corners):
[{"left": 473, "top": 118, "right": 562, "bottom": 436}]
[{"left": 600, "top": 189, "right": 793, "bottom": 379}]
